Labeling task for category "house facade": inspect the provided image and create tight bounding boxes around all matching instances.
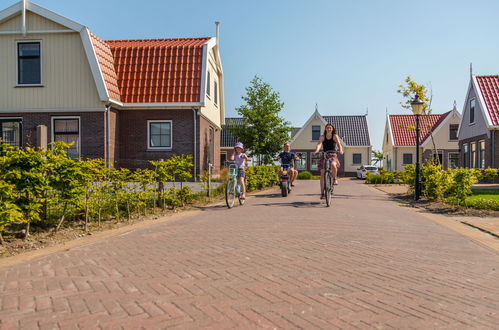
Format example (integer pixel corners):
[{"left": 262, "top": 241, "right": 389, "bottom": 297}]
[
  {"left": 289, "top": 109, "right": 372, "bottom": 176},
  {"left": 382, "top": 107, "right": 461, "bottom": 171},
  {"left": 0, "top": 1, "right": 224, "bottom": 177},
  {"left": 458, "top": 75, "right": 499, "bottom": 169}
]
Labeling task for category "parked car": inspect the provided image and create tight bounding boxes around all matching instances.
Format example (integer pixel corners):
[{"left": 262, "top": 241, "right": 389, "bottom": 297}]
[{"left": 356, "top": 165, "right": 379, "bottom": 179}]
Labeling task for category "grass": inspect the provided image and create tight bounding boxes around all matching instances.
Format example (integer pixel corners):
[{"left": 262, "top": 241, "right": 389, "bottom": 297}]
[{"left": 465, "top": 189, "right": 499, "bottom": 210}]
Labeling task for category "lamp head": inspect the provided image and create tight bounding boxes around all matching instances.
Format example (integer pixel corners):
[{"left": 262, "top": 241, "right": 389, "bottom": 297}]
[{"left": 411, "top": 94, "right": 424, "bottom": 115}]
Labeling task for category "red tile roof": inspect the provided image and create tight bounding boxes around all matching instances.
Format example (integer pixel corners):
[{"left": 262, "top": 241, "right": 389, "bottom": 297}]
[
  {"left": 475, "top": 75, "right": 499, "bottom": 126},
  {"left": 389, "top": 112, "right": 451, "bottom": 146},
  {"left": 90, "top": 33, "right": 121, "bottom": 101},
  {"left": 105, "top": 38, "right": 211, "bottom": 103}
]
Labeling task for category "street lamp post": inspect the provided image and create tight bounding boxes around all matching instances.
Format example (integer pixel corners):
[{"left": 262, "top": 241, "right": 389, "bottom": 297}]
[{"left": 411, "top": 94, "right": 424, "bottom": 201}]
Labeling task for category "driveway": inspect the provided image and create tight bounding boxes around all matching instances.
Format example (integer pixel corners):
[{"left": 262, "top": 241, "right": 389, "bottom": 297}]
[{"left": 0, "top": 179, "right": 498, "bottom": 329}]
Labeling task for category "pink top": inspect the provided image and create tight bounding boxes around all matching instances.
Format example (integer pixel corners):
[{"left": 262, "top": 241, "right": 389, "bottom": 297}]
[{"left": 234, "top": 153, "right": 246, "bottom": 168}]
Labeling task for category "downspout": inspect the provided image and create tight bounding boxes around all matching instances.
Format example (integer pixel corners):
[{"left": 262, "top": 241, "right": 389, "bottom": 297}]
[
  {"left": 105, "top": 104, "right": 111, "bottom": 168},
  {"left": 192, "top": 108, "right": 197, "bottom": 180}
]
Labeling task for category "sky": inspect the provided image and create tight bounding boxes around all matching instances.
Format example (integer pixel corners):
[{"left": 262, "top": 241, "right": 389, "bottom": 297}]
[{"left": 6, "top": 0, "right": 499, "bottom": 152}]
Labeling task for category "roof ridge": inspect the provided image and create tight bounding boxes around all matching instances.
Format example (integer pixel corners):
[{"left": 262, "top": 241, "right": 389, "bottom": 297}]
[
  {"left": 476, "top": 75, "right": 499, "bottom": 78},
  {"left": 105, "top": 37, "right": 211, "bottom": 43}
]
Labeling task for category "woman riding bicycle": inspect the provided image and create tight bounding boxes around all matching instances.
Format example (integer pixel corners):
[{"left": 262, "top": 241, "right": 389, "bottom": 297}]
[
  {"left": 314, "top": 123, "right": 343, "bottom": 199},
  {"left": 230, "top": 142, "right": 250, "bottom": 200}
]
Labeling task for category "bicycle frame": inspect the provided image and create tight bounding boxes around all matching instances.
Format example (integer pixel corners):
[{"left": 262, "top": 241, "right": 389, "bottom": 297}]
[
  {"left": 225, "top": 161, "right": 244, "bottom": 208},
  {"left": 318, "top": 151, "right": 337, "bottom": 207}
]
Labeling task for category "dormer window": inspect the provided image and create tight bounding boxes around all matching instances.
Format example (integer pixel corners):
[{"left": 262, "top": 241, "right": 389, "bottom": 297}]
[
  {"left": 17, "top": 42, "right": 41, "bottom": 85},
  {"left": 449, "top": 124, "right": 458, "bottom": 140},
  {"left": 312, "top": 125, "right": 321, "bottom": 140}
]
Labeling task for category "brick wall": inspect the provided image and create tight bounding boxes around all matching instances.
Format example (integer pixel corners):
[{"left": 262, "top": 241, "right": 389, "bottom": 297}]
[
  {"left": 494, "top": 130, "right": 499, "bottom": 168},
  {"left": 0, "top": 112, "right": 105, "bottom": 158},
  {"left": 422, "top": 149, "right": 460, "bottom": 169},
  {"left": 118, "top": 109, "right": 196, "bottom": 170},
  {"left": 459, "top": 134, "right": 490, "bottom": 168}
]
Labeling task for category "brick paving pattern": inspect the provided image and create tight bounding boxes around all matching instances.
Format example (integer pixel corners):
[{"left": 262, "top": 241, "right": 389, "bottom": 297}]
[{"left": 0, "top": 180, "right": 498, "bottom": 329}]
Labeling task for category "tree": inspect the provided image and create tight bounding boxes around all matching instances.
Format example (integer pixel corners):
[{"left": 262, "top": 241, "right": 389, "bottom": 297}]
[
  {"left": 371, "top": 150, "right": 384, "bottom": 167},
  {"left": 227, "top": 76, "right": 291, "bottom": 164},
  {"left": 397, "top": 76, "right": 439, "bottom": 165}
]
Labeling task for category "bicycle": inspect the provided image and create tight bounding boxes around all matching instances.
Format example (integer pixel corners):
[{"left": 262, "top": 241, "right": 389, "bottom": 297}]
[
  {"left": 279, "top": 164, "right": 292, "bottom": 197},
  {"left": 225, "top": 161, "right": 245, "bottom": 208},
  {"left": 318, "top": 151, "right": 337, "bottom": 207}
]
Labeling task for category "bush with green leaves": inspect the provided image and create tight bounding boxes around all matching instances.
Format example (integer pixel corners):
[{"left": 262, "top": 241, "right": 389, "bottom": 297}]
[
  {"left": 366, "top": 170, "right": 396, "bottom": 184},
  {"left": 483, "top": 168, "right": 499, "bottom": 183},
  {"left": 0, "top": 180, "right": 23, "bottom": 244},
  {"left": 297, "top": 171, "right": 312, "bottom": 180},
  {"left": 245, "top": 165, "right": 279, "bottom": 191}
]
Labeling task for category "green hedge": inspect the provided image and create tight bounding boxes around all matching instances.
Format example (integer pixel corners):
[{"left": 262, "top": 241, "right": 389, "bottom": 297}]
[
  {"left": 245, "top": 165, "right": 279, "bottom": 191},
  {"left": 298, "top": 171, "right": 312, "bottom": 180}
]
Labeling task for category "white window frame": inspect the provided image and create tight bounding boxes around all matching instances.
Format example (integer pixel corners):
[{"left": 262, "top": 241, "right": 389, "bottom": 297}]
[
  {"left": 479, "top": 140, "right": 485, "bottom": 169},
  {"left": 51, "top": 116, "right": 81, "bottom": 157},
  {"left": 469, "top": 98, "right": 476, "bottom": 125},
  {"left": 206, "top": 71, "right": 211, "bottom": 98},
  {"left": 16, "top": 40, "right": 43, "bottom": 87},
  {"left": 147, "top": 120, "right": 173, "bottom": 150}
]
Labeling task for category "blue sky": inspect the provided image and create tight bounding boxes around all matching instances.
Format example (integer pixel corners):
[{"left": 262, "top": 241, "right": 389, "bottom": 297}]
[{"left": 7, "top": 0, "right": 499, "bottom": 151}]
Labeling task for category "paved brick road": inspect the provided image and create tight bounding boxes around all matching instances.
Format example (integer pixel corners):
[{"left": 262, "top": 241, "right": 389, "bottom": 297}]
[{"left": 1, "top": 180, "right": 498, "bottom": 329}]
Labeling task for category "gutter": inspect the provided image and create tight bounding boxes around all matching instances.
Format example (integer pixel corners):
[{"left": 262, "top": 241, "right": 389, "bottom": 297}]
[
  {"left": 105, "top": 104, "right": 111, "bottom": 168},
  {"left": 192, "top": 108, "right": 198, "bottom": 180}
]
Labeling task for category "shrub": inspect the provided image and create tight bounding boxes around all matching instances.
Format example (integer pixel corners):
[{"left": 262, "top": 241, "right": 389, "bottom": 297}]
[
  {"left": 245, "top": 165, "right": 279, "bottom": 191},
  {"left": 366, "top": 171, "right": 395, "bottom": 184},
  {"left": 483, "top": 168, "right": 499, "bottom": 183},
  {"left": 298, "top": 171, "right": 313, "bottom": 180}
]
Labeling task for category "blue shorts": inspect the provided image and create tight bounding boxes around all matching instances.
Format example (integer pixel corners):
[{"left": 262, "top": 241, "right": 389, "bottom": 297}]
[{"left": 237, "top": 168, "right": 246, "bottom": 178}]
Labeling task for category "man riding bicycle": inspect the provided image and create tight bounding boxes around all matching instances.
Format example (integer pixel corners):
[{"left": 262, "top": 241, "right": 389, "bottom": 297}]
[
  {"left": 314, "top": 123, "right": 343, "bottom": 199},
  {"left": 275, "top": 143, "right": 299, "bottom": 187}
]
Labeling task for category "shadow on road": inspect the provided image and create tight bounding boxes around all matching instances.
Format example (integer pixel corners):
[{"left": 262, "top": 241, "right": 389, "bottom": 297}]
[{"left": 254, "top": 201, "right": 322, "bottom": 208}]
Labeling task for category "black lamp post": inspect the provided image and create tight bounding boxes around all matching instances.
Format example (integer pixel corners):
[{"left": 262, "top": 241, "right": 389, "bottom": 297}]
[{"left": 411, "top": 94, "right": 424, "bottom": 201}]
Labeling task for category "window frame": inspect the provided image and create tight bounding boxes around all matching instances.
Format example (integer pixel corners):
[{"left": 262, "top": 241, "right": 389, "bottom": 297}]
[
  {"left": 352, "top": 153, "right": 362, "bottom": 165},
  {"left": 214, "top": 79, "right": 218, "bottom": 105},
  {"left": 449, "top": 124, "right": 459, "bottom": 141},
  {"left": 469, "top": 98, "right": 475, "bottom": 125},
  {"left": 295, "top": 152, "right": 307, "bottom": 171},
  {"left": 147, "top": 120, "right": 173, "bottom": 150},
  {"left": 310, "top": 152, "right": 321, "bottom": 171},
  {"left": 463, "top": 143, "right": 469, "bottom": 168},
  {"left": 0, "top": 117, "right": 23, "bottom": 148},
  {"left": 16, "top": 40, "right": 43, "bottom": 87},
  {"left": 402, "top": 153, "right": 413, "bottom": 165},
  {"left": 470, "top": 142, "right": 476, "bottom": 168},
  {"left": 448, "top": 152, "right": 459, "bottom": 169},
  {"left": 479, "top": 140, "right": 485, "bottom": 169},
  {"left": 51, "top": 116, "right": 81, "bottom": 158},
  {"left": 206, "top": 71, "right": 211, "bottom": 98},
  {"left": 311, "top": 125, "right": 321, "bottom": 141}
]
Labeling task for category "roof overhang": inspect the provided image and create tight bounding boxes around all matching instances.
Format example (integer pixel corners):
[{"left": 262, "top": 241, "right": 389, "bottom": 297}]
[
  {"left": 472, "top": 76, "right": 494, "bottom": 128},
  {"left": 289, "top": 109, "right": 327, "bottom": 144}
]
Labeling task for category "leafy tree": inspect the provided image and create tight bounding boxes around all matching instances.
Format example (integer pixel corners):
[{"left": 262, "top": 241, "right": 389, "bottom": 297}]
[
  {"left": 226, "top": 76, "right": 291, "bottom": 164},
  {"left": 397, "top": 76, "right": 439, "bottom": 165},
  {"left": 371, "top": 150, "right": 384, "bottom": 167}
]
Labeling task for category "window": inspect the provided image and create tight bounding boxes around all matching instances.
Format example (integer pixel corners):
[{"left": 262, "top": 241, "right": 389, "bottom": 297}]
[
  {"left": 432, "top": 151, "right": 443, "bottom": 165},
  {"left": 352, "top": 153, "right": 362, "bottom": 165},
  {"left": 0, "top": 119, "right": 22, "bottom": 148},
  {"left": 53, "top": 118, "right": 79, "bottom": 159},
  {"left": 479, "top": 140, "right": 485, "bottom": 169},
  {"left": 463, "top": 143, "right": 469, "bottom": 168},
  {"left": 214, "top": 80, "right": 218, "bottom": 105},
  {"left": 470, "top": 142, "right": 476, "bottom": 168},
  {"left": 147, "top": 120, "right": 172, "bottom": 149},
  {"left": 312, "top": 125, "right": 321, "bottom": 141},
  {"left": 220, "top": 152, "right": 227, "bottom": 168},
  {"left": 470, "top": 98, "right": 475, "bottom": 124},
  {"left": 206, "top": 71, "right": 211, "bottom": 97},
  {"left": 310, "top": 152, "right": 321, "bottom": 171},
  {"left": 448, "top": 153, "right": 459, "bottom": 169},
  {"left": 449, "top": 124, "right": 459, "bottom": 140},
  {"left": 18, "top": 42, "right": 41, "bottom": 85},
  {"left": 386, "top": 133, "right": 389, "bottom": 144},
  {"left": 295, "top": 152, "right": 307, "bottom": 170},
  {"left": 403, "top": 153, "right": 413, "bottom": 165}
]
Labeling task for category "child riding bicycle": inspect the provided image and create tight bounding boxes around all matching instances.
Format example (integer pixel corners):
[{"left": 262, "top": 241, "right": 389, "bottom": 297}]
[
  {"left": 230, "top": 142, "right": 250, "bottom": 200},
  {"left": 314, "top": 123, "right": 343, "bottom": 199}
]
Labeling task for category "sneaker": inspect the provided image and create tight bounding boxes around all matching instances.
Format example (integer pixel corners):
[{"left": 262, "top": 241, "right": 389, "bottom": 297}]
[
  {"left": 240, "top": 195, "right": 246, "bottom": 200},
  {"left": 291, "top": 183, "right": 295, "bottom": 187},
  {"left": 333, "top": 179, "right": 339, "bottom": 185},
  {"left": 320, "top": 194, "right": 325, "bottom": 200}
]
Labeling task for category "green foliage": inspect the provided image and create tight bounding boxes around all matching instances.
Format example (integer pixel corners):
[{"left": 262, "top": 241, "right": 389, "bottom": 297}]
[
  {"left": 397, "top": 76, "right": 431, "bottom": 114},
  {"left": 366, "top": 171, "right": 396, "bottom": 184},
  {"left": 483, "top": 168, "right": 499, "bottom": 183},
  {"left": 371, "top": 150, "right": 383, "bottom": 167},
  {"left": 446, "top": 168, "right": 481, "bottom": 204},
  {"left": 245, "top": 165, "right": 279, "bottom": 191},
  {"left": 225, "top": 76, "right": 291, "bottom": 164},
  {"left": 420, "top": 164, "right": 452, "bottom": 200},
  {"left": 0, "top": 180, "right": 23, "bottom": 242},
  {"left": 297, "top": 171, "right": 313, "bottom": 180}
]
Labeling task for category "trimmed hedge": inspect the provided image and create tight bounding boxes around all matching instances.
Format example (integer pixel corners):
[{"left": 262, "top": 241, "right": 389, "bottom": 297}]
[{"left": 245, "top": 165, "right": 280, "bottom": 191}]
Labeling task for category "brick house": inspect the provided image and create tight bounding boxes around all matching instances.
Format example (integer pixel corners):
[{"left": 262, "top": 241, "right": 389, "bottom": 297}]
[
  {"left": 289, "top": 108, "right": 372, "bottom": 176},
  {"left": 457, "top": 75, "right": 499, "bottom": 168},
  {"left": 0, "top": 1, "right": 224, "bottom": 178},
  {"left": 382, "top": 106, "right": 461, "bottom": 171}
]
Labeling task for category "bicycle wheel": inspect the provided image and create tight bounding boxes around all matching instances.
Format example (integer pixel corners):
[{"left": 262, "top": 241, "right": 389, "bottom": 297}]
[
  {"left": 225, "top": 178, "right": 236, "bottom": 208},
  {"left": 325, "top": 171, "right": 333, "bottom": 207},
  {"left": 280, "top": 182, "right": 288, "bottom": 197}
]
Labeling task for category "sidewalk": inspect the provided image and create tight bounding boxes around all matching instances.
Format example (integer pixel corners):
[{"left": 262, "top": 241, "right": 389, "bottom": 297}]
[{"left": 371, "top": 183, "right": 499, "bottom": 237}]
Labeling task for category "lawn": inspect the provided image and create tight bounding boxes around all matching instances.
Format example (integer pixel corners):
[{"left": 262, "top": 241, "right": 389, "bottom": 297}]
[{"left": 466, "top": 189, "right": 499, "bottom": 210}]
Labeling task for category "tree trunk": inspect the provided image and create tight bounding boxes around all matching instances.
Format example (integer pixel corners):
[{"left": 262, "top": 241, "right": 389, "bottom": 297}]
[
  {"left": 98, "top": 207, "right": 102, "bottom": 228},
  {"left": 0, "top": 231, "right": 4, "bottom": 245},
  {"left": 115, "top": 198, "right": 120, "bottom": 223},
  {"left": 55, "top": 201, "right": 69, "bottom": 232},
  {"left": 84, "top": 193, "right": 89, "bottom": 232},
  {"left": 24, "top": 222, "right": 30, "bottom": 240}
]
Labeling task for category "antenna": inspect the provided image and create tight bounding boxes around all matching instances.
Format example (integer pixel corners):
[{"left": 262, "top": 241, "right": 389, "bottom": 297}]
[
  {"left": 215, "top": 22, "right": 220, "bottom": 47},
  {"left": 22, "top": 0, "right": 27, "bottom": 36},
  {"left": 470, "top": 62, "right": 473, "bottom": 78},
  {"left": 386, "top": 107, "right": 388, "bottom": 116},
  {"left": 366, "top": 107, "right": 368, "bottom": 116},
  {"left": 315, "top": 103, "right": 318, "bottom": 112}
]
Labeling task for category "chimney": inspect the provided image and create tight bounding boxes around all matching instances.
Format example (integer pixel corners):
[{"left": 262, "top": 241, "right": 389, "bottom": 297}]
[{"left": 215, "top": 21, "right": 220, "bottom": 47}]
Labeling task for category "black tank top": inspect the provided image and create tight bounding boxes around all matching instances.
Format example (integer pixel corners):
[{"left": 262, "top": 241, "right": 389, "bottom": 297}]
[{"left": 322, "top": 134, "right": 337, "bottom": 152}]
